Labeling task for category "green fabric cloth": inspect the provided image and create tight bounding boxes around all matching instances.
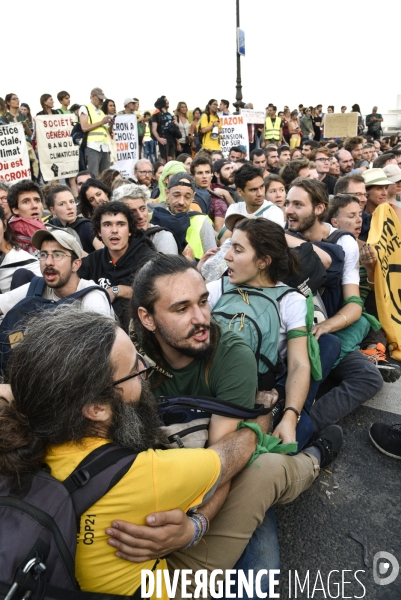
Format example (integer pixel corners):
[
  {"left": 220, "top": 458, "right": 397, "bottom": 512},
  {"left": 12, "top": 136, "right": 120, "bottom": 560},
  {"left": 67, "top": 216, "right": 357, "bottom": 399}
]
[
  {"left": 147, "top": 329, "right": 258, "bottom": 409},
  {"left": 158, "top": 161, "right": 187, "bottom": 203},
  {"left": 332, "top": 315, "right": 371, "bottom": 368},
  {"left": 237, "top": 421, "right": 298, "bottom": 466},
  {"left": 343, "top": 295, "right": 381, "bottom": 331},
  {"left": 287, "top": 293, "right": 322, "bottom": 381}
]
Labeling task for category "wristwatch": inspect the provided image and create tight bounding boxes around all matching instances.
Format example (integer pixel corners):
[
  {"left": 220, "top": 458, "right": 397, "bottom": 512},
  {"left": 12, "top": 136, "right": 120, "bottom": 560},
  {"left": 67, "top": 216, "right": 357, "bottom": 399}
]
[{"left": 112, "top": 286, "right": 119, "bottom": 298}]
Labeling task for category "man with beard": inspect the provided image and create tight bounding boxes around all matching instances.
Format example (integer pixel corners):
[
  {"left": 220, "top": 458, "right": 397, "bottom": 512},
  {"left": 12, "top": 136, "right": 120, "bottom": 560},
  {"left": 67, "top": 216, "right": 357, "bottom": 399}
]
[
  {"left": 132, "top": 158, "right": 154, "bottom": 192},
  {"left": 0, "top": 229, "right": 113, "bottom": 317},
  {"left": 0, "top": 305, "right": 325, "bottom": 598},
  {"left": 103, "top": 254, "right": 341, "bottom": 598},
  {"left": 285, "top": 178, "right": 383, "bottom": 430},
  {"left": 209, "top": 159, "right": 237, "bottom": 232}
]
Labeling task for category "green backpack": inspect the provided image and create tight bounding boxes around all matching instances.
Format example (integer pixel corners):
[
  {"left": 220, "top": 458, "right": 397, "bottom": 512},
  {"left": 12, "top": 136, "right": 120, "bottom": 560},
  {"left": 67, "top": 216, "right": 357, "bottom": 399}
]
[{"left": 212, "top": 278, "right": 295, "bottom": 387}]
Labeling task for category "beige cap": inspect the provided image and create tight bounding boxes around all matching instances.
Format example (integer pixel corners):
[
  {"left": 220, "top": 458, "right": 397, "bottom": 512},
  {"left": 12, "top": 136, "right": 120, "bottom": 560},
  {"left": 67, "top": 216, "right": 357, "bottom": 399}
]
[
  {"left": 32, "top": 229, "right": 83, "bottom": 258},
  {"left": 90, "top": 87, "right": 106, "bottom": 100},
  {"left": 383, "top": 164, "right": 401, "bottom": 183}
]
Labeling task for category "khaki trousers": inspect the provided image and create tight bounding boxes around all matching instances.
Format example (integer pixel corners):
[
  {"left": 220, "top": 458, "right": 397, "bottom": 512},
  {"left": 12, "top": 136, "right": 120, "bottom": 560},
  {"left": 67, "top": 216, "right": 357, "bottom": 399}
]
[{"left": 168, "top": 451, "right": 319, "bottom": 598}]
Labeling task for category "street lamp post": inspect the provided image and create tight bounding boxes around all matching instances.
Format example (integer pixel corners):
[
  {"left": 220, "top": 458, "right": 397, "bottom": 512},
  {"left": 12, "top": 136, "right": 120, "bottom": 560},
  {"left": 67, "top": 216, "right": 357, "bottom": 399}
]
[{"left": 233, "top": 0, "right": 245, "bottom": 115}]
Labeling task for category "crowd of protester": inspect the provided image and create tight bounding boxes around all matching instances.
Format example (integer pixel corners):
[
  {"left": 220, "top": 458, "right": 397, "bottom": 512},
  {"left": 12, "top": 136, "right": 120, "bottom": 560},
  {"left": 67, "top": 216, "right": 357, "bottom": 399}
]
[{"left": 0, "top": 88, "right": 401, "bottom": 598}]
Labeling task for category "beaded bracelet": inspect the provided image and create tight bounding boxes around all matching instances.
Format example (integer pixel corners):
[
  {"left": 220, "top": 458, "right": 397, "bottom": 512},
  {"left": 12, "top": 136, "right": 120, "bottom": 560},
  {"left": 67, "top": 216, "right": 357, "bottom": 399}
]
[{"left": 183, "top": 512, "right": 209, "bottom": 550}]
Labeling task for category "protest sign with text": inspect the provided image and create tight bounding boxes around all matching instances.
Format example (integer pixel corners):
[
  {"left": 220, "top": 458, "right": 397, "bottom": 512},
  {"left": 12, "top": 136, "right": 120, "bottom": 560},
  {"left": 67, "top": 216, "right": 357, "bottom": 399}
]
[
  {"left": 0, "top": 123, "right": 30, "bottom": 183},
  {"left": 324, "top": 113, "right": 358, "bottom": 138},
  {"left": 220, "top": 115, "right": 249, "bottom": 158},
  {"left": 111, "top": 114, "right": 138, "bottom": 178},
  {"left": 35, "top": 115, "right": 78, "bottom": 180},
  {"left": 241, "top": 109, "right": 265, "bottom": 124}
]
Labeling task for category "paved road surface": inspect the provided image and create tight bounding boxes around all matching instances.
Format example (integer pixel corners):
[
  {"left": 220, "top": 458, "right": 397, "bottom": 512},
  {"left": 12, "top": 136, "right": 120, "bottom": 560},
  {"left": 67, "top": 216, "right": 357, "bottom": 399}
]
[{"left": 276, "top": 379, "right": 401, "bottom": 599}]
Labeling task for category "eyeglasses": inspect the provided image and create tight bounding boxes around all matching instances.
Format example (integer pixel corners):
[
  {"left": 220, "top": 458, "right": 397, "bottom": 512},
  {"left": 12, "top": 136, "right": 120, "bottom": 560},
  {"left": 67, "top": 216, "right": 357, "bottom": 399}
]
[
  {"left": 137, "top": 170, "right": 153, "bottom": 176},
  {"left": 0, "top": 196, "right": 8, "bottom": 203},
  {"left": 111, "top": 353, "right": 154, "bottom": 386},
  {"left": 38, "top": 251, "right": 72, "bottom": 261},
  {"left": 315, "top": 158, "right": 330, "bottom": 162},
  {"left": 338, "top": 192, "right": 368, "bottom": 199}
]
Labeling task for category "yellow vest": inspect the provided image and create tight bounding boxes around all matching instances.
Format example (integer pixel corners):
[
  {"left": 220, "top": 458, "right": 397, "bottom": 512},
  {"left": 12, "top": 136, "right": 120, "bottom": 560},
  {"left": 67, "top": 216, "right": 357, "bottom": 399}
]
[
  {"left": 264, "top": 116, "right": 282, "bottom": 140},
  {"left": 86, "top": 104, "right": 109, "bottom": 146},
  {"left": 186, "top": 214, "right": 212, "bottom": 259}
]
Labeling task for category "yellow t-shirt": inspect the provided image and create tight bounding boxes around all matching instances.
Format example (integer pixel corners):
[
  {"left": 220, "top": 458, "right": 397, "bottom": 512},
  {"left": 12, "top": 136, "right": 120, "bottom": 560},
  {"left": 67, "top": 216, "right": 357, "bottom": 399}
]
[
  {"left": 46, "top": 438, "right": 220, "bottom": 599},
  {"left": 199, "top": 114, "right": 221, "bottom": 150}
]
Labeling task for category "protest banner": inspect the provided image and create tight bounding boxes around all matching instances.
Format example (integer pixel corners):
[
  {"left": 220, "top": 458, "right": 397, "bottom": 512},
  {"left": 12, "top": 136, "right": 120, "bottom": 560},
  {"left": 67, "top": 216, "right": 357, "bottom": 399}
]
[
  {"left": 220, "top": 115, "right": 249, "bottom": 158},
  {"left": 241, "top": 109, "right": 265, "bottom": 124},
  {"left": 112, "top": 114, "right": 138, "bottom": 178},
  {"left": 367, "top": 203, "right": 401, "bottom": 360},
  {"left": 35, "top": 115, "right": 78, "bottom": 180},
  {"left": 324, "top": 113, "right": 358, "bottom": 138},
  {"left": 0, "top": 123, "right": 30, "bottom": 183}
]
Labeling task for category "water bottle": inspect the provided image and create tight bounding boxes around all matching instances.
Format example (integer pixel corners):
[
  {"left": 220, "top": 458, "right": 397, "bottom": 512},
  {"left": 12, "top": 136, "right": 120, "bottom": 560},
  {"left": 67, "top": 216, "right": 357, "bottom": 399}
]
[{"left": 201, "top": 239, "right": 232, "bottom": 282}]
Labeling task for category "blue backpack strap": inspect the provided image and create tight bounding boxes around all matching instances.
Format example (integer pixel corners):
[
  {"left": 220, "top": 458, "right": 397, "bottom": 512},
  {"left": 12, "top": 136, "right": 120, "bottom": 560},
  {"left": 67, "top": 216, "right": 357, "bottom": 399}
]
[{"left": 27, "top": 276, "right": 46, "bottom": 298}]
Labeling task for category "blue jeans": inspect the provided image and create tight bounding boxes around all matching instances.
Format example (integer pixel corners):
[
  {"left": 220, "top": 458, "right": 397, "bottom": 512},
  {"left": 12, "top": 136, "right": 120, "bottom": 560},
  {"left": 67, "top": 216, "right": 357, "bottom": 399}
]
[
  {"left": 275, "top": 334, "right": 341, "bottom": 449},
  {"left": 223, "top": 507, "right": 280, "bottom": 599},
  {"left": 143, "top": 139, "right": 156, "bottom": 163}
]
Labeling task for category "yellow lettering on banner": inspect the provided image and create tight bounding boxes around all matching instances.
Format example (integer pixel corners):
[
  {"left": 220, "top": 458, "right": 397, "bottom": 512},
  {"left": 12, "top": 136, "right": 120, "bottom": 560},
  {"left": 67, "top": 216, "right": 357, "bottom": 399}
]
[{"left": 367, "top": 203, "right": 401, "bottom": 360}]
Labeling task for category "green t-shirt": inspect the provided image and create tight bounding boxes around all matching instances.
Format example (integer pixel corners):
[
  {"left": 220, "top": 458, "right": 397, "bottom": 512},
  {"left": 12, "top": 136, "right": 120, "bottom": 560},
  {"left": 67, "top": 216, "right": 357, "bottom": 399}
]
[
  {"left": 58, "top": 108, "right": 72, "bottom": 114},
  {"left": 148, "top": 329, "right": 258, "bottom": 409}
]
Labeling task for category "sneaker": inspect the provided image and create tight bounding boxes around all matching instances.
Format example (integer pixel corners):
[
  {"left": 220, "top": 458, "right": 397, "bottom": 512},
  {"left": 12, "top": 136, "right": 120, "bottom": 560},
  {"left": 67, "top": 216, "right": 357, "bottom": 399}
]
[
  {"left": 369, "top": 422, "right": 401, "bottom": 460},
  {"left": 312, "top": 425, "right": 343, "bottom": 468},
  {"left": 360, "top": 343, "right": 401, "bottom": 383}
]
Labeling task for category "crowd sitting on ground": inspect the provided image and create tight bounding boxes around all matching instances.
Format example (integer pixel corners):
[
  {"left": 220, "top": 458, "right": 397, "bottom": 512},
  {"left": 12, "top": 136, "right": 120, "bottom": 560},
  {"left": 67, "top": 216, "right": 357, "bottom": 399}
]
[{"left": 1, "top": 88, "right": 401, "bottom": 599}]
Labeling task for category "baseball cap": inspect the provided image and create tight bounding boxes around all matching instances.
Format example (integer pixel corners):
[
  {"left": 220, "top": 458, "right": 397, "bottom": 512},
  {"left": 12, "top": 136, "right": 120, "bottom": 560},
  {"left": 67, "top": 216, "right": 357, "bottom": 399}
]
[
  {"left": 32, "top": 229, "right": 83, "bottom": 259},
  {"left": 213, "top": 159, "right": 230, "bottom": 174},
  {"left": 238, "top": 145, "right": 247, "bottom": 154},
  {"left": 383, "top": 164, "right": 401, "bottom": 183},
  {"left": 167, "top": 173, "right": 196, "bottom": 191},
  {"left": 90, "top": 87, "right": 106, "bottom": 100},
  {"left": 124, "top": 97, "right": 135, "bottom": 107},
  {"left": 225, "top": 212, "right": 248, "bottom": 232}
]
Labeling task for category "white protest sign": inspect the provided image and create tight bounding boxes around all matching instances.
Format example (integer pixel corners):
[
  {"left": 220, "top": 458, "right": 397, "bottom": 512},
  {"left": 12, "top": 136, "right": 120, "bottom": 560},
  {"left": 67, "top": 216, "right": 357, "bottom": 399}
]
[
  {"left": 112, "top": 114, "right": 138, "bottom": 178},
  {"left": 241, "top": 109, "right": 265, "bottom": 124},
  {"left": 35, "top": 115, "right": 78, "bottom": 180},
  {"left": 220, "top": 115, "right": 249, "bottom": 158},
  {"left": 0, "top": 123, "right": 31, "bottom": 183}
]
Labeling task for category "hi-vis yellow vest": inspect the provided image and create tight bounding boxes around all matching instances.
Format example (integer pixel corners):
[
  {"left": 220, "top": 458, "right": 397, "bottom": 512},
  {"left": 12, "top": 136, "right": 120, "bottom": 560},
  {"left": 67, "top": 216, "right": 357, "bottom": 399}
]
[
  {"left": 86, "top": 104, "right": 109, "bottom": 146},
  {"left": 264, "top": 116, "right": 282, "bottom": 140},
  {"left": 186, "top": 214, "right": 212, "bottom": 260}
]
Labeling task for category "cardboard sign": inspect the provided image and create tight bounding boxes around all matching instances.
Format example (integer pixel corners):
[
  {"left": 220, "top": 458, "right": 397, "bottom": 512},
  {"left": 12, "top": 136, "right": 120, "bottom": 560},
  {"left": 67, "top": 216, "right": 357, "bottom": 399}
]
[
  {"left": 220, "top": 115, "right": 249, "bottom": 158},
  {"left": 241, "top": 109, "right": 265, "bottom": 124},
  {"left": 111, "top": 114, "right": 139, "bottom": 178},
  {"left": 35, "top": 115, "right": 79, "bottom": 180},
  {"left": 324, "top": 113, "right": 358, "bottom": 138},
  {"left": 0, "top": 123, "right": 31, "bottom": 183}
]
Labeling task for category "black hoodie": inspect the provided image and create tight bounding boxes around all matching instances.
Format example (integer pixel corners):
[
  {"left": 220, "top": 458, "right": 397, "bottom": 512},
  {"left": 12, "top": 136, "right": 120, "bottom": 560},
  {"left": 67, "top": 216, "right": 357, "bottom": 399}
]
[{"left": 78, "top": 231, "right": 155, "bottom": 327}]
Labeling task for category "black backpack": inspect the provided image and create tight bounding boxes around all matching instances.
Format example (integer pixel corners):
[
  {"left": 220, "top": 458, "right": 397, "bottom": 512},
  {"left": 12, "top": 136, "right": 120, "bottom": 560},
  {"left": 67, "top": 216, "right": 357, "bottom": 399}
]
[
  {"left": 317, "top": 229, "right": 356, "bottom": 318},
  {"left": 0, "top": 443, "right": 143, "bottom": 600},
  {"left": 0, "top": 277, "right": 111, "bottom": 375},
  {"left": 71, "top": 106, "right": 92, "bottom": 151},
  {"left": 150, "top": 207, "right": 203, "bottom": 252},
  {"left": 144, "top": 226, "right": 183, "bottom": 254},
  {"left": 157, "top": 395, "right": 273, "bottom": 448}
]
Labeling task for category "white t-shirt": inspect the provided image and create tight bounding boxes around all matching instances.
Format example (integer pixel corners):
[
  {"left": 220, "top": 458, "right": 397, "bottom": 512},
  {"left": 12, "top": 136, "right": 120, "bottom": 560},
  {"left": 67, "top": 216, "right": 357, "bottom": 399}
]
[
  {"left": 325, "top": 224, "right": 360, "bottom": 286},
  {"left": 225, "top": 200, "right": 285, "bottom": 228},
  {"left": 0, "top": 248, "right": 41, "bottom": 294},
  {"left": 207, "top": 279, "right": 306, "bottom": 359},
  {"left": 79, "top": 104, "right": 109, "bottom": 152},
  {"left": 0, "top": 278, "right": 114, "bottom": 317}
]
